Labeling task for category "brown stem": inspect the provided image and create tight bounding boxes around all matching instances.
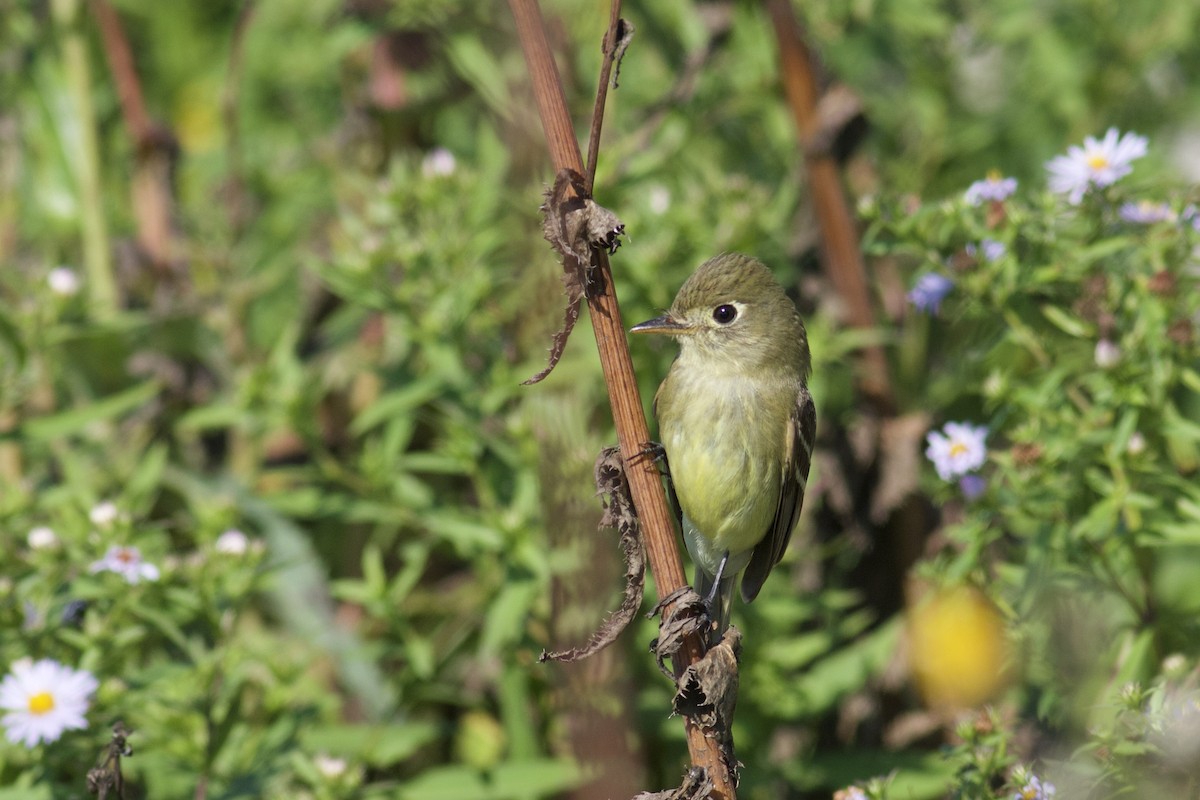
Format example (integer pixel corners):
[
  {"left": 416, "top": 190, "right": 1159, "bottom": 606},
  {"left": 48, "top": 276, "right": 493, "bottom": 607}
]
[
  {"left": 222, "top": 2, "right": 256, "bottom": 239},
  {"left": 91, "top": 0, "right": 151, "bottom": 139},
  {"left": 507, "top": 1, "right": 735, "bottom": 797},
  {"left": 91, "top": 0, "right": 177, "bottom": 272},
  {"left": 765, "top": 0, "right": 895, "bottom": 414},
  {"left": 582, "top": 4, "right": 621, "bottom": 192}
]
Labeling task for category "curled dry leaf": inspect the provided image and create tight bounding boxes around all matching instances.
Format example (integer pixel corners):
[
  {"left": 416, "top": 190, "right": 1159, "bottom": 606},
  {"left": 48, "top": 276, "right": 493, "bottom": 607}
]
[
  {"left": 673, "top": 627, "right": 742, "bottom": 782},
  {"left": 608, "top": 18, "right": 636, "bottom": 90},
  {"left": 631, "top": 766, "right": 713, "bottom": 800},
  {"left": 540, "top": 446, "right": 644, "bottom": 663},
  {"left": 648, "top": 586, "right": 709, "bottom": 679},
  {"left": 525, "top": 169, "right": 627, "bottom": 385}
]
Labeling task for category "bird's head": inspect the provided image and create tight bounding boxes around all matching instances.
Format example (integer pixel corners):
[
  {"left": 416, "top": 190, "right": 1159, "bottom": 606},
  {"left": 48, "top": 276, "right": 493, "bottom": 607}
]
[{"left": 631, "top": 254, "right": 809, "bottom": 374}]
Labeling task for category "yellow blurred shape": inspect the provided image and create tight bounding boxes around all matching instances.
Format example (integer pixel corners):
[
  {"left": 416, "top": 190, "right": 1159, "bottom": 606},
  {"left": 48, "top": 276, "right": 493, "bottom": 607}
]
[
  {"left": 908, "top": 585, "right": 1011, "bottom": 710},
  {"left": 173, "top": 80, "right": 221, "bottom": 154},
  {"left": 454, "top": 710, "right": 507, "bottom": 771}
]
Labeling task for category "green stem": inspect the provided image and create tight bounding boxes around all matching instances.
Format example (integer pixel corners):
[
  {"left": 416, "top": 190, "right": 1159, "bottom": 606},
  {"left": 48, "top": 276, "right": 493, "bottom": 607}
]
[{"left": 53, "top": 0, "right": 118, "bottom": 320}]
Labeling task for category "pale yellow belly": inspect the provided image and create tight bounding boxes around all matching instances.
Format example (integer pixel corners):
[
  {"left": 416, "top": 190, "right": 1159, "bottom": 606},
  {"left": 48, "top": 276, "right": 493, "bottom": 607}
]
[{"left": 659, "top": 381, "right": 783, "bottom": 574}]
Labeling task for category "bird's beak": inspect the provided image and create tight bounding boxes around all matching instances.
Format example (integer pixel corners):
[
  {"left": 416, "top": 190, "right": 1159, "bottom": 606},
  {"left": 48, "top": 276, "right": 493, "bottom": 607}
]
[{"left": 630, "top": 313, "right": 689, "bottom": 336}]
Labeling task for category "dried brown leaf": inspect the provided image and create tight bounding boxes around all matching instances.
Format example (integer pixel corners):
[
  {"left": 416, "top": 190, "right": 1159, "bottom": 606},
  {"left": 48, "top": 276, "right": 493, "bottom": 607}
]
[
  {"left": 631, "top": 767, "right": 713, "bottom": 800},
  {"left": 540, "top": 446, "right": 644, "bottom": 663},
  {"left": 648, "top": 586, "right": 709, "bottom": 679},
  {"left": 525, "top": 170, "right": 625, "bottom": 385},
  {"left": 673, "top": 627, "right": 742, "bottom": 782}
]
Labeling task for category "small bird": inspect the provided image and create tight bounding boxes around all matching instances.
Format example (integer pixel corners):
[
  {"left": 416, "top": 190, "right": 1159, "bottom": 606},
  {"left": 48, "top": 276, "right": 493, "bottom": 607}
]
[{"left": 631, "top": 254, "right": 816, "bottom": 633}]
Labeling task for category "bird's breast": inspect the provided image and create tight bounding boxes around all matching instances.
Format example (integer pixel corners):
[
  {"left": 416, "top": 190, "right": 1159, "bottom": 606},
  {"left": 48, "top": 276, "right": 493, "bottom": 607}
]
[{"left": 658, "top": 369, "right": 786, "bottom": 559}]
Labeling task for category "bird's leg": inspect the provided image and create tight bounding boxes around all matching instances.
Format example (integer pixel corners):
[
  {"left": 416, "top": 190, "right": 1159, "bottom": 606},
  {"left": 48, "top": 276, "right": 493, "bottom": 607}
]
[{"left": 704, "top": 551, "right": 730, "bottom": 614}]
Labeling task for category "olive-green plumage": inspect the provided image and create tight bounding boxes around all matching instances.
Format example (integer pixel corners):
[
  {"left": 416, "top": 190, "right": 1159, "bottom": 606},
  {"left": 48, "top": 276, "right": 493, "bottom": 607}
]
[{"left": 632, "top": 254, "right": 816, "bottom": 632}]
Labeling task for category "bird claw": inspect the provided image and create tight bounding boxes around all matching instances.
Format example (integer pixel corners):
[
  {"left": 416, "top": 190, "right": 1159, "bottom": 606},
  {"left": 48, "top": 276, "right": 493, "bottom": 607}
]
[{"left": 633, "top": 441, "right": 672, "bottom": 477}]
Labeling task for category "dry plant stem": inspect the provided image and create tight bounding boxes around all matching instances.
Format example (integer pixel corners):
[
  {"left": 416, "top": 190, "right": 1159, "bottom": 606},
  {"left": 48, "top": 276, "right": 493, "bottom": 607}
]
[
  {"left": 507, "top": 1, "right": 734, "bottom": 797},
  {"left": 583, "top": 2, "right": 622, "bottom": 192},
  {"left": 765, "top": 0, "right": 894, "bottom": 413},
  {"left": 92, "top": 0, "right": 176, "bottom": 270}
]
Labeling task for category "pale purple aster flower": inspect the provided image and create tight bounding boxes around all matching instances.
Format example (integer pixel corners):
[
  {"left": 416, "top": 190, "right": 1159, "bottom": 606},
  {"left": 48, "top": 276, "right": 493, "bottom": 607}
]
[
  {"left": 1183, "top": 205, "right": 1200, "bottom": 231},
  {"left": 421, "top": 147, "right": 456, "bottom": 177},
  {"left": 89, "top": 546, "right": 160, "bottom": 584},
  {"left": 926, "top": 422, "right": 989, "bottom": 481},
  {"left": 1046, "top": 128, "right": 1148, "bottom": 204},
  {"left": 1013, "top": 775, "right": 1056, "bottom": 800},
  {"left": 1119, "top": 200, "right": 1174, "bottom": 224},
  {"left": 966, "top": 239, "right": 1007, "bottom": 262},
  {"left": 0, "top": 658, "right": 98, "bottom": 747},
  {"left": 908, "top": 273, "right": 954, "bottom": 314},
  {"left": 964, "top": 172, "right": 1017, "bottom": 205}
]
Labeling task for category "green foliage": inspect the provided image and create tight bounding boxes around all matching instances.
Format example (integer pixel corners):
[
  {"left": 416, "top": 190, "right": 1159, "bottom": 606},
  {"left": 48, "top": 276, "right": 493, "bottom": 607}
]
[
  {"left": 3, "top": 0, "right": 1200, "bottom": 798},
  {"left": 860, "top": 136, "right": 1200, "bottom": 796}
]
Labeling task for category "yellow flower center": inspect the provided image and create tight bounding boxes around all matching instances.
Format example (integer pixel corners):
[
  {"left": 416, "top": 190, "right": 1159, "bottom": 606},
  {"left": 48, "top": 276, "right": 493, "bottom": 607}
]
[
  {"left": 949, "top": 442, "right": 969, "bottom": 458},
  {"left": 27, "top": 691, "right": 55, "bottom": 715},
  {"left": 1021, "top": 788, "right": 1038, "bottom": 800},
  {"left": 1087, "top": 154, "right": 1109, "bottom": 171},
  {"left": 986, "top": 168, "right": 1002, "bottom": 181}
]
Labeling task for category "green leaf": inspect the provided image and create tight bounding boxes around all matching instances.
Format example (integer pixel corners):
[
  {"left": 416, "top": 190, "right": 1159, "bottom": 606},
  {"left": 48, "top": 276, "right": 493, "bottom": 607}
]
[
  {"left": 302, "top": 721, "right": 441, "bottom": 767},
  {"left": 19, "top": 380, "right": 160, "bottom": 440},
  {"left": 1040, "top": 303, "right": 1092, "bottom": 337}
]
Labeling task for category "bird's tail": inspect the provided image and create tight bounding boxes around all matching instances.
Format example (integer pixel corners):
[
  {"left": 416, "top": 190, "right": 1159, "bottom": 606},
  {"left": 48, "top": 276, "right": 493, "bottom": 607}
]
[{"left": 694, "top": 565, "right": 737, "bottom": 636}]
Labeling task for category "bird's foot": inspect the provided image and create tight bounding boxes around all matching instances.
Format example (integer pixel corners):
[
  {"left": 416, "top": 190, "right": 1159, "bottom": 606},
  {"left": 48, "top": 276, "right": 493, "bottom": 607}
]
[{"left": 633, "top": 441, "right": 671, "bottom": 477}]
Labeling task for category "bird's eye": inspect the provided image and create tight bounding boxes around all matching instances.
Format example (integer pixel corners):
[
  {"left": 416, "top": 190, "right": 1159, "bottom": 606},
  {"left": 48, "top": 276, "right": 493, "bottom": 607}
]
[{"left": 712, "top": 304, "right": 738, "bottom": 324}]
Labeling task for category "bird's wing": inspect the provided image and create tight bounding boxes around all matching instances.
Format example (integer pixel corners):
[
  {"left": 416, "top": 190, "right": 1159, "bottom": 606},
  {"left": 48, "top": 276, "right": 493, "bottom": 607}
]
[{"left": 740, "top": 385, "right": 816, "bottom": 603}]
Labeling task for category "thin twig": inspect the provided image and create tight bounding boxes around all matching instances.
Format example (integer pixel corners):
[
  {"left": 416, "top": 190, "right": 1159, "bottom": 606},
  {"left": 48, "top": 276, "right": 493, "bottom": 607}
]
[
  {"left": 506, "top": 2, "right": 735, "bottom": 797},
  {"left": 583, "top": 7, "right": 628, "bottom": 192},
  {"left": 765, "top": 0, "right": 894, "bottom": 413}
]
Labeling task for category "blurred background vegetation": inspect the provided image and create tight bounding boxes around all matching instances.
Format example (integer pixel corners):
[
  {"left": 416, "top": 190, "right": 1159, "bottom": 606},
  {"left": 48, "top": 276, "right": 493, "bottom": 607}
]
[{"left": 2, "top": 0, "right": 1200, "bottom": 798}]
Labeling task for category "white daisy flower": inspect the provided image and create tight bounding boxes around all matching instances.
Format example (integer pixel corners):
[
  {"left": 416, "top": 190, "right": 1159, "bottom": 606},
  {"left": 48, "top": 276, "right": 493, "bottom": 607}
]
[
  {"left": 27, "top": 526, "right": 59, "bottom": 550},
  {"left": 421, "top": 147, "right": 456, "bottom": 178},
  {"left": 926, "top": 422, "right": 989, "bottom": 481},
  {"left": 647, "top": 185, "right": 672, "bottom": 215},
  {"left": 0, "top": 658, "right": 98, "bottom": 747},
  {"left": 89, "top": 501, "right": 120, "bottom": 528},
  {"left": 214, "top": 529, "right": 249, "bottom": 555},
  {"left": 1046, "top": 128, "right": 1148, "bottom": 204},
  {"left": 89, "top": 546, "right": 160, "bottom": 584},
  {"left": 47, "top": 268, "right": 81, "bottom": 297},
  {"left": 314, "top": 753, "right": 349, "bottom": 778},
  {"left": 1095, "top": 339, "right": 1121, "bottom": 368}
]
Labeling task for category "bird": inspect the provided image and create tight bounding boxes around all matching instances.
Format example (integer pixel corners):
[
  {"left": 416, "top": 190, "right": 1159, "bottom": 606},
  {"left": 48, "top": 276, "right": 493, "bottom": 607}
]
[{"left": 631, "top": 253, "right": 816, "bottom": 634}]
